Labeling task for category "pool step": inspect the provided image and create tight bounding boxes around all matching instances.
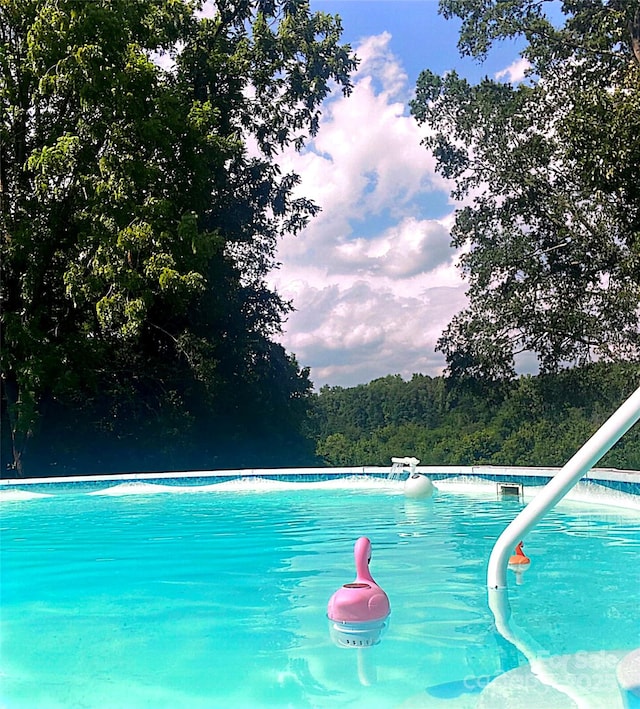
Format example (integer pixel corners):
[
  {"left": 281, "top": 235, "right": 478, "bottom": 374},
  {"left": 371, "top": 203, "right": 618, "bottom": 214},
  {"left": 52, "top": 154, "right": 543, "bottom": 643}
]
[{"left": 476, "top": 650, "right": 627, "bottom": 708}]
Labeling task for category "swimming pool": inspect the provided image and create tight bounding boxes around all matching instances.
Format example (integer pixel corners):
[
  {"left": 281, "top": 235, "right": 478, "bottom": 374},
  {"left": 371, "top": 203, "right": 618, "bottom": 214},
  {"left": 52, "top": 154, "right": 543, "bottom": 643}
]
[{"left": 1, "top": 473, "right": 638, "bottom": 708}]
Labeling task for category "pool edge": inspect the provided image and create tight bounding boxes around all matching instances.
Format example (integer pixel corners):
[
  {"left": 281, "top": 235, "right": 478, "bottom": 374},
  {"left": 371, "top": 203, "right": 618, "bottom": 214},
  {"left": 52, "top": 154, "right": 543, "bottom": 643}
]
[{"left": 1, "top": 465, "right": 638, "bottom": 501}]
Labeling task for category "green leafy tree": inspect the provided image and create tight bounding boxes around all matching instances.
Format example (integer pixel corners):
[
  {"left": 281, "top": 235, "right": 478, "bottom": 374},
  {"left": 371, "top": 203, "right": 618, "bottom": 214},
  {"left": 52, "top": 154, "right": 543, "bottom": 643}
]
[
  {"left": 1, "top": 0, "right": 356, "bottom": 475},
  {"left": 310, "top": 364, "right": 639, "bottom": 468},
  {"left": 410, "top": 0, "right": 640, "bottom": 380},
  {"left": 316, "top": 432, "right": 352, "bottom": 466}
]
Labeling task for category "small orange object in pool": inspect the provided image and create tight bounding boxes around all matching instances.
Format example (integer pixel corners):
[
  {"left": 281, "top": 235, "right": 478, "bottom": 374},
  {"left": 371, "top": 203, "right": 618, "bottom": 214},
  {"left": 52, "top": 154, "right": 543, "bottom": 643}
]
[
  {"left": 508, "top": 541, "right": 531, "bottom": 584},
  {"left": 509, "top": 541, "right": 530, "bottom": 566}
]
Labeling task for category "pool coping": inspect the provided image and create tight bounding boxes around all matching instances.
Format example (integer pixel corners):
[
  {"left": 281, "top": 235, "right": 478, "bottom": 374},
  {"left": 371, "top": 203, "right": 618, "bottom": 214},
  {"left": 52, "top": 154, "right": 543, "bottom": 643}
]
[{"left": 1, "top": 464, "right": 639, "bottom": 497}]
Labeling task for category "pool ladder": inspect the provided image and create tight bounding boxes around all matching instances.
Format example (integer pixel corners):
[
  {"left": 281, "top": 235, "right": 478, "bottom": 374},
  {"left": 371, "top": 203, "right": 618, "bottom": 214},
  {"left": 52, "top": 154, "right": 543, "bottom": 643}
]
[
  {"left": 486, "top": 385, "right": 640, "bottom": 708},
  {"left": 487, "top": 385, "right": 640, "bottom": 591}
]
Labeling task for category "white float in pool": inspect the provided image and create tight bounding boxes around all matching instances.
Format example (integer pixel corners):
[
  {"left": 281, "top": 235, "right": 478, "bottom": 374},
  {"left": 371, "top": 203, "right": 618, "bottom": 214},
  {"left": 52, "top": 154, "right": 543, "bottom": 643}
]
[
  {"left": 391, "top": 457, "right": 435, "bottom": 499},
  {"left": 404, "top": 473, "right": 435, "bottom": 499}
]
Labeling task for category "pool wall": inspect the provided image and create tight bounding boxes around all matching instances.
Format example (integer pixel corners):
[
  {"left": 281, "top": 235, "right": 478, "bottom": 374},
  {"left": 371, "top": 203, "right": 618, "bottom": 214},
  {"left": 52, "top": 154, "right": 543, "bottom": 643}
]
[{"left": 1, "top": 465, "right": 639, "bottom": 499}]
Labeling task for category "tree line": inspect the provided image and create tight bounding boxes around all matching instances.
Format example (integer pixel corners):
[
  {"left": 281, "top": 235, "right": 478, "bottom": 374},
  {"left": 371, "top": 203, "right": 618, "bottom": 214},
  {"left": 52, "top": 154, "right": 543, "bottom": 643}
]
[
  {"left": 310, "top": 363, "right": 640, "bottom": 470},
  {"left": 4, "top": 356, "right": 638, "bottom": 476}
]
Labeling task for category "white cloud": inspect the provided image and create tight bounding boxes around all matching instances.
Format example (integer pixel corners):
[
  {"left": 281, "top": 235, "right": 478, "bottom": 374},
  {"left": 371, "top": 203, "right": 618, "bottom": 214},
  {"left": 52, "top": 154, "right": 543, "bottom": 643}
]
[
  {"left": 354, "top": 32, "right": 408, "bottom": 97},
  {"left": 495, "top": 57, "right": 531, "bottom": 83},
  {"left": 333, "top": 218, "right": 453, "bottom": 278},
  {"left": 279, "top": 278, "right": 468, "bottom": 388},
  {"left": 268, "top": 33, "right": 468, "bottom": 388}
]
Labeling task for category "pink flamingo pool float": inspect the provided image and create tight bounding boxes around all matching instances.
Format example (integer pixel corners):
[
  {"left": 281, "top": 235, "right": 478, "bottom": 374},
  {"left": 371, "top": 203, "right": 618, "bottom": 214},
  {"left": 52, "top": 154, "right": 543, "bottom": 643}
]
[{"left": 327, "top": 537, "right": 390, "bottom": 647}]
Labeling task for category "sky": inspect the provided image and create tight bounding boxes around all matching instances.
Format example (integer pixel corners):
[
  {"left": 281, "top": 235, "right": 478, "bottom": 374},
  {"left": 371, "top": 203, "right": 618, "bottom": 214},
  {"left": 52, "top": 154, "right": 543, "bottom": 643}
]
[{"left": 265, "top": 1, "right": 529, "bottom": 390}]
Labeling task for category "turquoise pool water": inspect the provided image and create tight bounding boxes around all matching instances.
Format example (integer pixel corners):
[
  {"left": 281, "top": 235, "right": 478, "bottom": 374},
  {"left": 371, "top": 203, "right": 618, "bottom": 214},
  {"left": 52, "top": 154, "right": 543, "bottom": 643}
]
[{"left": 1, "top": 477, "right": 638, "bottom": 708}]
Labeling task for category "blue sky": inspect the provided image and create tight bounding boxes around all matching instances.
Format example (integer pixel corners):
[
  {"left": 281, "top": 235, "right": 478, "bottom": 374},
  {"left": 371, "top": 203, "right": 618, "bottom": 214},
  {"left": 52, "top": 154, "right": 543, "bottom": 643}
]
[
  {"left": 266, "top": 1, "right": 529, "bottom": 389},
  {"left": 311, "top": 1, "right": 524, "bottom": 84}
]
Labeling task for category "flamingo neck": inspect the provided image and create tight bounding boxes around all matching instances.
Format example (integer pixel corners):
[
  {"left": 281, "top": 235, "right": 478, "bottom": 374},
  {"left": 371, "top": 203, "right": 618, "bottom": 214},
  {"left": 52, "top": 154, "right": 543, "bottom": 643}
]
[{"left": 354, "top": 538, "right": 376, "bottom": 584}]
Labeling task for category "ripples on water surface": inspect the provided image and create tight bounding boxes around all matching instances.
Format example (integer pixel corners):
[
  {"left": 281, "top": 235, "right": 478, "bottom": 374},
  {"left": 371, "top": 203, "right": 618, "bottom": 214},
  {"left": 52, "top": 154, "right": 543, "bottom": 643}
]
[{"left": 1, "top": 478, "right": 638, "bottom": 708}]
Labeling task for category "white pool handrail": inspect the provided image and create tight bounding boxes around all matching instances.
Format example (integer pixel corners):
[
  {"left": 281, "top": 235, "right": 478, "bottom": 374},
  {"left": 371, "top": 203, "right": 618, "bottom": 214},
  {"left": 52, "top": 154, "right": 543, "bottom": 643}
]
[
  {"left": 487, "top": 385, "right": 640, "bottom": 591},
  {"left": 486, "top": 385, "right": 640, "bottom": 707}
]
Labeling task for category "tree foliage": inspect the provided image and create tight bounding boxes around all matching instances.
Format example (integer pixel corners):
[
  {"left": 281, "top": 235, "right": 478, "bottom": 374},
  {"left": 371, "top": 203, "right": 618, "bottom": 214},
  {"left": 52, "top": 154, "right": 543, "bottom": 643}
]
[
  {"left": 310, "top": 364, "right": 640, "bottom": 469},
  {"left": 410, "top": 0, "right": 640, "bottom": 380},
  {"left": 1, "top": 0, "right": 356, "bottom": 475}
]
